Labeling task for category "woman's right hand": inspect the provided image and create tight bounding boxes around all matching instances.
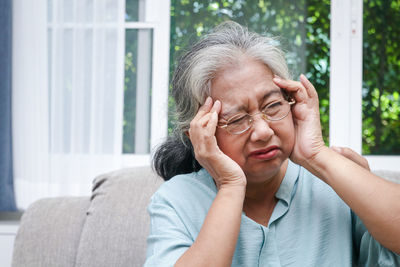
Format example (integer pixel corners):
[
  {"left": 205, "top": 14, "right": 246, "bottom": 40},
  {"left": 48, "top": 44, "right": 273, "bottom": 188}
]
[
  {"left": 178, "top": 97, "right": 246, "bottom": 266},
  {"left": 188, "top": 97, "right": 246, "bottom": 190}
]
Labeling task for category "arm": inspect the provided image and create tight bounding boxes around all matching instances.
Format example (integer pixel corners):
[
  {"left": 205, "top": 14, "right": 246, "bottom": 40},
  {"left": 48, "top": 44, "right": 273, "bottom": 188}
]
[
  {"left": 274, "top": 75, "right": 400, "bottom": 254},
  {"left": 176, "top": 97, "right": 246, "bottom": 267},
  {"left": 176, "top": 185, "right": 245, "bottom": 266},
  {"left": 308, "top": 147, "right": 400, "bottom": 254}
]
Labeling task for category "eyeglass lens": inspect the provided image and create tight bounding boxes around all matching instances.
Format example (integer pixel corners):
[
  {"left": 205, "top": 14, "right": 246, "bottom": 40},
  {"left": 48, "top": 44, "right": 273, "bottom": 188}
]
[{"left": 226, "top": 100, "right": 292, "bottom": 134}]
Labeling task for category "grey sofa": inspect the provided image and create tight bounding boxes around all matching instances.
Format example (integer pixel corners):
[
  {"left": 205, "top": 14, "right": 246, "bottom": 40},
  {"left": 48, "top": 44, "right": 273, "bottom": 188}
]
[
  {"left": 11, "top": 166, "right": 400, "bottom": 267},
  {"left": 12, "top": 166, "right": 164, "bottom": 267}
]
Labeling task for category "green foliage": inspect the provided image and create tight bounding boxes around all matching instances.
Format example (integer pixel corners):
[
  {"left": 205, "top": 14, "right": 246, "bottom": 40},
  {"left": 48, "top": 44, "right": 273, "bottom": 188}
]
[
  {"left": 362, "top": 0, "right": 400, "bottom": 155},
  {"left": 120, "top": 0, "right": 400, "bottom": 155},
  {"left": 169, "top": 0, "right": 331, "bottom": 144}
]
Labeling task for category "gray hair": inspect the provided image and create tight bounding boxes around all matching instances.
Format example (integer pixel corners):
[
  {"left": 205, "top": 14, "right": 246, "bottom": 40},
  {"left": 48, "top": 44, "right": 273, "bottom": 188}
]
[
  {"left": 172, "top": 21, "right": 290, "bottom": 139},
  {"left": 153, "top": 21, "right": 290, "bottom": 180}
]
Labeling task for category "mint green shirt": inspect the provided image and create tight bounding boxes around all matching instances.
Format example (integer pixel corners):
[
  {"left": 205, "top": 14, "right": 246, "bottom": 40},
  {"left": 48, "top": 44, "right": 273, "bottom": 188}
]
[{"left": 145, "top": 161, "right": 400, "bottom": 266}]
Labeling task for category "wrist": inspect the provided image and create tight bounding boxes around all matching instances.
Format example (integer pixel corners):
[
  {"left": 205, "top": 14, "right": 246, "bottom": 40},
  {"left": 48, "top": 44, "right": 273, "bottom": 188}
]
[
  {"left": 218, "top": 182, "right": 246, "bottom": 196},
  {"left": 301, "top": 145, "right": 331, "bottom": 180},
  {"left": 214, "top": 173, "right": 247, "bottom": 192},
  {"left": 309, "top": 145, "right": 330, "bottom": 164}
]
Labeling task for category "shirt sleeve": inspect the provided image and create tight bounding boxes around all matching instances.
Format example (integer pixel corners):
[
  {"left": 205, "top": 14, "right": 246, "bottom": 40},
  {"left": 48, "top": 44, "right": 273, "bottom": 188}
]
[
  {"left": 352, "top": 211, "right": 400, "bottom": 266},
  {"left": 144, "top": 193, "right": 194, "bottom": 267}
]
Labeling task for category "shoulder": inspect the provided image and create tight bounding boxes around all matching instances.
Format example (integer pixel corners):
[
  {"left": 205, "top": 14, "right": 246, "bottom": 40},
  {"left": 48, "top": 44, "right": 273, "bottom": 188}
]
[
  {"left": 298, "top": 165, "right": 337, "bottom": 196},
  {"left": 295, "top": 164, "right": 350, "bottom": 214},
  {"left": 150, "top": 169, "right": 217, "bottom": 206},
  {"left": 147, "top": 169, "right": 216, "bottom": 235}
]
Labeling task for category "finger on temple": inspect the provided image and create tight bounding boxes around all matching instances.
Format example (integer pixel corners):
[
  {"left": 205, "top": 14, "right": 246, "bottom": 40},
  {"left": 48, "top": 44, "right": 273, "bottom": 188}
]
[
  {"left": 273, "top": 77, "right": 303, "bottom": 92},
  {"left": 206, "top": 111, "right": 219, "bottom": 132},
  {"left": 300, "top": 74, "right": 318, "bottom": 98},
  {"left": 194, "top": 96, "right": 213, "bottom": 119},
  {"left": 273, "top": 77, "right": 307, "bottom": 103},
  {"left": 210, "top": 100, "right": 221, "bottom": 114},
  {"left": 207, "top": 101, "right": 221, "bottom": 130},
  {"left": 197, "top": 112, "right": 213, "bottom": 127}
]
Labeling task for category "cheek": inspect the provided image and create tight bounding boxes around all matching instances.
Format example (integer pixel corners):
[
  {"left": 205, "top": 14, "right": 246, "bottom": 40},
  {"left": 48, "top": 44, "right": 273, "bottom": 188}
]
[
  {"left": 215, "top": 130, "right": 246, "bottom": 163},
  {"left": 277, "top": 117, "right": 295, "bottom": 153}
]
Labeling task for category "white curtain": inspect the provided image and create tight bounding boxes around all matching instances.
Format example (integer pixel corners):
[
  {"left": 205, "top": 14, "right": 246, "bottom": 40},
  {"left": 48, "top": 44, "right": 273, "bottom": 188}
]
[
  {"left": 14, "top": 0, "right": 134, "bottom": 210},
  {"left": 13, "top": 0, "right": 170, "bottom": 210}
]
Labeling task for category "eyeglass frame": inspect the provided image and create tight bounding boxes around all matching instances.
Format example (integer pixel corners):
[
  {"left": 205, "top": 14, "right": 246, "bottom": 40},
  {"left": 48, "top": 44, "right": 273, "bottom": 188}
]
[{"left": 217, "top": 95, "right": 296, "bottom": 135}]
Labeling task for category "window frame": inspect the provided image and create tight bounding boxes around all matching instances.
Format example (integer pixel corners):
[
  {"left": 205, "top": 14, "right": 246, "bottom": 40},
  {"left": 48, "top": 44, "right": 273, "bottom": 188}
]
[{"left": 330, "top": 0, "right": 400, "bottom": 171}]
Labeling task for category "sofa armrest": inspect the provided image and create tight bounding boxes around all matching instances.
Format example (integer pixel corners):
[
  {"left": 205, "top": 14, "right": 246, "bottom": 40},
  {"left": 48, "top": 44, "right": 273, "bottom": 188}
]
[
  {"left": 12, "top": 197, "right": 90, "bottom": 267},
  {"left": 373, "top": 170, "right": 400, "bottom": 184}
]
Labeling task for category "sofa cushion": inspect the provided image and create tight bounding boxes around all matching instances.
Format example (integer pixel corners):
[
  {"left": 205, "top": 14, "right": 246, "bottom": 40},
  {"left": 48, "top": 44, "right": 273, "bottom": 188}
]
[
  {"left": 75, "top": 166, "right": 163, "bottom": 267},
  {"left": 12, "top": 197, "right": 90, "bottom": 267}
]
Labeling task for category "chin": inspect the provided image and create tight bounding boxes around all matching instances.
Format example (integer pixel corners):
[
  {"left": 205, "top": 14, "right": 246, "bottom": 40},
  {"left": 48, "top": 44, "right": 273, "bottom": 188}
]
[{"left": 243, "top": 157, "right": 286, "bottom": 182}]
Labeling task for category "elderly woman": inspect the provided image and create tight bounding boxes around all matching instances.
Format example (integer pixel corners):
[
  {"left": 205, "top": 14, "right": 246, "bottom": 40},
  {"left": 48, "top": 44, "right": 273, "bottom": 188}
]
[{"left": 145, "top": 22, "right": 400, "bottom": 266}]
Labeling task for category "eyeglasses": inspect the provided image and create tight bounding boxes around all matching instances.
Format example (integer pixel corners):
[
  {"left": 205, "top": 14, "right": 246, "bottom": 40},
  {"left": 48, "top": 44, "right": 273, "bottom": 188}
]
[{"left": 218, "top": 98, "right": 295, "bottom": 135}]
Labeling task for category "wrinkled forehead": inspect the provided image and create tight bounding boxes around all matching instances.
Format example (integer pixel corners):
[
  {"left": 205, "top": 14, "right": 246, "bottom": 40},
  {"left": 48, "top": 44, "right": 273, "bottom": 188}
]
[
  {"left": 218, "top": 88, "right": 285, "bottom": 119},
  {"left": 209, "top": 75, "right": 283, "bottom": 104}
]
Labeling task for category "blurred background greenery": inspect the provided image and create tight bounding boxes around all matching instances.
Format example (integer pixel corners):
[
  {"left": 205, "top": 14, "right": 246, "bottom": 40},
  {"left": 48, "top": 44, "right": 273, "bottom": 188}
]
[
  {"left": 169, "top": 0, "right": 331, "bottom": 143},
  {"left": 362, "top": 0, "right": 400, "bottom": 154},
  {"left": 124, "top": 0, "right": 400, "bottom": 155}
]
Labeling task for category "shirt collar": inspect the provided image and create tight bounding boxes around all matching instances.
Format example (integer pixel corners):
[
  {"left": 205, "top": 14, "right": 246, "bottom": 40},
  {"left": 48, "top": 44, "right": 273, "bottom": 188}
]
[{"left": 274, "top": 160, "right": 300, "bottom": 206}]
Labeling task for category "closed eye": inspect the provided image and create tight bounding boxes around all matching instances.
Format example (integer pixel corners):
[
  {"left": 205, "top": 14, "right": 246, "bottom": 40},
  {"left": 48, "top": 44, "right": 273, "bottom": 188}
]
[
  {"left": 228, "top": 114, "right": 248, "bottom": 125},
  {"left": 264, "top": 101, "right": 283, "bottom": 110}
]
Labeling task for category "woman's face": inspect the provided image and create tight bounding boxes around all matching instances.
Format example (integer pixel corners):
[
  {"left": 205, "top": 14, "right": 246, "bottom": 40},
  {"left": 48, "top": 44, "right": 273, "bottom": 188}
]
[{"left": 210, "top": 58, "right": 295, "bottom": 184}]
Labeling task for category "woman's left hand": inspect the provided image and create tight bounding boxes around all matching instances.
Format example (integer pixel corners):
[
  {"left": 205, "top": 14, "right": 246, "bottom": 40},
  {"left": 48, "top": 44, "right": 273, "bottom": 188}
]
[
  {"left": 331, "top": 146, "right": 370, "bottom": 171},
  {"left": 275, "top": 77, "right": 400, "bottom": 255},
  {"left": 273, "top": 74, "right": 325, "bottom": 167}
]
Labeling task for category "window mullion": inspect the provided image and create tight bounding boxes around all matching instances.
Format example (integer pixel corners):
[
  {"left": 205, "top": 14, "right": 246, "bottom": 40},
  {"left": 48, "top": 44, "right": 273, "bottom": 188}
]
[
  {"left": 114, "top": 0, "right": 126, "bottom": 154},
  {"left": 149, "top": 0, "right": 170, "bottom": 151},
  {"left": 348, "top": 0, "right": 363, "bottom": 154},
  {"left": 329, "top": 0, "right": 363, "bottom": 153},
  {"left": 89, "top": 1, "right": 98, "bottom": 153}
]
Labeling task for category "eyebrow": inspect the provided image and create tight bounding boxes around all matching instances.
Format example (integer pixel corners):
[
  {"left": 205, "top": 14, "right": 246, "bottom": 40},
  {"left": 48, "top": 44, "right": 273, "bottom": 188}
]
[{"left": 220, "top": 89, "right": 282, "bottom": 119}]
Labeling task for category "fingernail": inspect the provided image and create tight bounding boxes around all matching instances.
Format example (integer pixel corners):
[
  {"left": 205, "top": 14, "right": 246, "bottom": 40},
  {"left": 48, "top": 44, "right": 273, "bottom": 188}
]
[
  {"left": 211, "top": 100, "right": 220, "bottom": 111},
  {"left": 273, "top": 77, "right": 281, "bottom": 83},
  {"left": 205, "top": 97, "right": 212, "bottom": 105}
]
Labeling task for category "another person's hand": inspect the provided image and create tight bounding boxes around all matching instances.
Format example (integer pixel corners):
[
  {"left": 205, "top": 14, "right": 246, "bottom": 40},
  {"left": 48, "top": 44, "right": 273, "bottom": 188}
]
[
  {"left": 331, "top": 146, "right": 370, "bottom": 171},
  {"left": 272, "top": 74, "right": 326, "bottom": 167},
  {"left": 188, "top": 97, "right": 246, "bottom": 190}
]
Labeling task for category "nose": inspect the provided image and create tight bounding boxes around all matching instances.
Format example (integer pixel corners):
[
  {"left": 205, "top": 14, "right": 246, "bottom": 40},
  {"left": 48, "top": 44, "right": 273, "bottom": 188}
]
[{"left": 249, "top": 113, "right": 274, "bottom": 142}]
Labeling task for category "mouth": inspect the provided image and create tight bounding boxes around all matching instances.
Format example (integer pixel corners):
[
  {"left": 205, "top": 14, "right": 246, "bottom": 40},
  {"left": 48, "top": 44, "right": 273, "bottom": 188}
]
[{"left": 249, "top": 146, "right": 280, "bottom": 160}]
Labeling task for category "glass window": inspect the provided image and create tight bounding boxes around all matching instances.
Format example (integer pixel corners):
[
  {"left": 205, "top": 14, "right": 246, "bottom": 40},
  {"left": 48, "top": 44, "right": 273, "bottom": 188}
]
[
  {"left": 170, "top": 0, "right": 331, "bottom": 143},
  {"left": 123, "top": 29, "right": 153, "bottom": 154},
  {"left": 362, "top": 0, "right": 400, "bottom": 155},
  {"left": 126, "top": 0, "right": 145, "bottom": 21},
  {"left": 48, "top": 0, "right": 155, "bottom": 155}
]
